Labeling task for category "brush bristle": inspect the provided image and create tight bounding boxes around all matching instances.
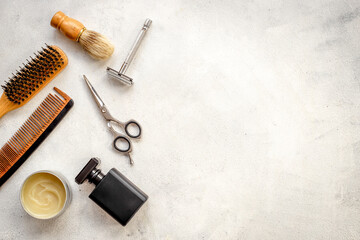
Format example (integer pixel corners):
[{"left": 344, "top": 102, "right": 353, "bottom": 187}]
[
  {"left": 1, "top": 45, "right": 66, "bottom": 105},
  {"left": 79, "top": 30, "right": 114, "bottom": 60}
]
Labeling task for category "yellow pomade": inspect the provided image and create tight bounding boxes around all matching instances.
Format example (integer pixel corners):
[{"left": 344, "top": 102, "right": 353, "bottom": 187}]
[{"left": 21, "top": 172, "right": 66, "bottom": 219}]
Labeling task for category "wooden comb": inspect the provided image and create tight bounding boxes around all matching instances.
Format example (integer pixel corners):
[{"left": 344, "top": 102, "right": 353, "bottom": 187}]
[
  {"left": 0, "top": 45, "right": 68, "bottom": 119},
  {"left": 0, "top": 87, "right": 73, "bottom": 186}
]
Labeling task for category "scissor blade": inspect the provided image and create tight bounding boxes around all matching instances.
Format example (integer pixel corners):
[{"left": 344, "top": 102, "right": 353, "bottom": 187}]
[{"left": 83, "top": 75, "right": 106, "bottom": 109}]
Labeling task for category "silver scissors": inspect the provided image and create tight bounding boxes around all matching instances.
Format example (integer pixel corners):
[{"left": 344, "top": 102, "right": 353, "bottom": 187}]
[{"left": 83, "top": 75, "right": 141, "bottom": 165}]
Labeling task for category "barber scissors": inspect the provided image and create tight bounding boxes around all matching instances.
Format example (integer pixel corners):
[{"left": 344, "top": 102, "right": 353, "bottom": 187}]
[{"left": 83, "top": 75, "right": 141, "bottom": 165}]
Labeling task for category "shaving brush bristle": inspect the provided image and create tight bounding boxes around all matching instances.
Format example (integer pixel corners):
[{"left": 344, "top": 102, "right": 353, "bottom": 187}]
[
  {"left": 79, "top": 30, "right": 114, "bottom": 60},
  {"left": 50, "top": 11, "right": 115, "bottom": 60}
]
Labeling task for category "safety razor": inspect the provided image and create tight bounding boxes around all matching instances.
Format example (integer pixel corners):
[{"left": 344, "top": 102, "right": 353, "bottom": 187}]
[{"left": 107, "top": 18, "right": 152, "bottom": 85}]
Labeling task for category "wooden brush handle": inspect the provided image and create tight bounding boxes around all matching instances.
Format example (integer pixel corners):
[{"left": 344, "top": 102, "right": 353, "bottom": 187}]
[
  {"left": 0, "top": 94, "right": 16, "bottom": 119},
  {"left": 51, "top": 11, "right": 85, "bottom": 41},
  {"left": 0, "top": 97, "right": 8, "bottom": 119}
]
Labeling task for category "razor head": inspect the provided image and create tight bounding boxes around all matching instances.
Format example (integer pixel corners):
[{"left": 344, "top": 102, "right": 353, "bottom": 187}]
[{"left": 107, "top": 67, "right": 133, "bottom": 86}]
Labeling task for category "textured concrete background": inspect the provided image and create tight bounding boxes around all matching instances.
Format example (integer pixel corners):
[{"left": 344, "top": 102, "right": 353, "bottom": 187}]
[{"left": 0, "top": 0, "right": 360, "bottom": 239}]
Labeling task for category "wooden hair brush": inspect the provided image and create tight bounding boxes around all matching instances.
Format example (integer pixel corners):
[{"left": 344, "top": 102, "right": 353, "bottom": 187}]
[
  {"left": 0, "top": 45, "right": 68, "bottom": 119},
  {"left": 51, "top": 11, "right": 114, "bottom": 60}
]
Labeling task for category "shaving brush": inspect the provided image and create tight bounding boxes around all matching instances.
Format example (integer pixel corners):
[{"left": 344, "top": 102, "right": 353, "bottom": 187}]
[{"left": 51, "top": 11, "right": 114, "bottom": 60}]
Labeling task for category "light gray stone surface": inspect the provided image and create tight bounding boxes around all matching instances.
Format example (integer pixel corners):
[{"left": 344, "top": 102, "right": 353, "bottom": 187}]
[{"left": 0, "top": 0, "right": 360, "bottom": 239}]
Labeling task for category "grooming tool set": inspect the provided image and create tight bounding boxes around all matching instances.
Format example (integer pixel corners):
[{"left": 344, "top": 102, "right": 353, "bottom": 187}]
[
  {"left": 0, "top": 45, "right": 67, "bottom": 118},
  {"left": 84, "top": 75, "right": 141, "bottom": 165},
  {"left": 21, "top": 170, "right": 71, "bottom": 219},
  {"left": 51, "top": 11, "right": 114, "bottom": 60},
  {"left": 107, "top": 19, "right": 152, "bottom": 85},
  {"left": 0, "top": 88, "right": 73, "bottom": 186},
  {"left": 75, "top": 158, "right": 148, "bottom": 226},
  {"left": 0, "top": 12, "right": 151, "bottom": 227}
]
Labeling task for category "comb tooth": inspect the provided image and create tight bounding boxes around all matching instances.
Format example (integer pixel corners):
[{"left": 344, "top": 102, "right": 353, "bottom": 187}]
[
  {"left": 34, "top": 108, "right": 46, "bottom": 129},
  {"left": 0, "top": 151, "right": 9, "bottom": 171},
  {"left": 0, "top": 158, "right": 7, "bottom": 170},
  {"left": 1, "top": 149, "right": 11, "bottom": 165},
  {"left": 47, "top": 100, "right": 61, "bottom": 112},
  {"left": 54, "top": 94, "right": 66, "bottom": 105},
  {"left": 0, "top": 160, "right": 7, "bottom": 172},
  {"left": 22, "top": 131, "right": 36, "bottom": 149},
  {"left": 39, "top": 108, "right": 52, "bottom": 126},
  {"left": 0, "top": 155, "right": 9, "bottom": 169},
  {"left": 0, "top": 148, "right": 8, "bottom": 165},
  {"left": 24, "top": 118, "right": 37, "bottom": 133},
  {"left": 22, "top": 123, "right": 36, "bottom": 141},
  {"left": 0, "top": 149, "right": 9, "bottom": 166},
  {"left": 8, "top": 136, "right": 21, "bottom": 154},
  {"left": 38, "top": 101, "right": 48, "bottom": 117},
  {"left": 47, "top": 94, "right": 61, "bottom": 105},
  {"left": 32, "top": 111, "right": 46, "bottom": 127},
  {"left": 11, "top": 132, "right": 23, "bottom": 150},
  {"left": 2, "top": 145, "right": 11, "bottom": 158},
  {"left": 4, "top": 144, "right": 17, "bottom": 162},
  {"left": 8, "top": 139, "right": 20, "bottom": 154},
  {"left": 0, "top": 164, "right": 8, "bottom": 173},
  {"left": 19, "top": 124, "right": 33, "bottom": 140},
  {"left": 53, "top": 88, "right": 70, "bottom": 101},
  {"left": 1, "top": 143, "right": 18, "bottom": 166},
  {"left": 27, "top": 118, "right": 40, "bottom": 133},
  {"left": 17, "top": 139, "right": 29, "bottom": 154},
  {"left": 46, "top": 102, "right": 59, "bottom": 116},
  {"left": 10, "top": 135, "right": 23, "bottom": 153},
  {"left": 28, "top": 115, "right": 42, "bottom": 131},
  {"left": 26, "top": 121, "right": 40, "bottom": 139},
  {"left": 40, "top": 109, "right": 54, "bottom": 125},
  {"left": 3, "top": 145, "right": 15, "bottom": 164},
  {"left": 41, "top": 101, "right": 56, "bottom": 116},
  {"left": 18, "top": 127, "right": 32, "bottom": 144},
  {"left": 9, "top": 136, "right": 23, "bottom": 154},
  {"left": 14, "top": 130, "right": 28, "bottom": 151},
  {"left": 41, "top": 97, "right": 55, "bottom": 110},
  {"left": 48, "top": 94, "right": 63, "bottom": 108},
  {"left": 16, "top": 129, "right": 30, "bottom": 150},
  {"left": 12, "top": 138, "right": 24, "bottom": 154},
  {"left": 42, "top": 100, "right": 58, "bottom": 115},
  {"left": 37, "top": 106, "right": 52, "bottom": 122},
  {"left": 0, "top": 167, "right": 7, "bottom": 176}
]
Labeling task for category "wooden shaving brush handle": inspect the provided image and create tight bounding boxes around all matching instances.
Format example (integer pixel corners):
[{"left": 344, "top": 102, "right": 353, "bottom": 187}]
[{"left": 51, "top": 11, "right": 85, "bottom": 41}]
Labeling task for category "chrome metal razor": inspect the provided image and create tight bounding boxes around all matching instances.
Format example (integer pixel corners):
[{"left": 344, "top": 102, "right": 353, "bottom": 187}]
[{"left": 107, "top": 18, "right": 152, "bottom": 85}]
